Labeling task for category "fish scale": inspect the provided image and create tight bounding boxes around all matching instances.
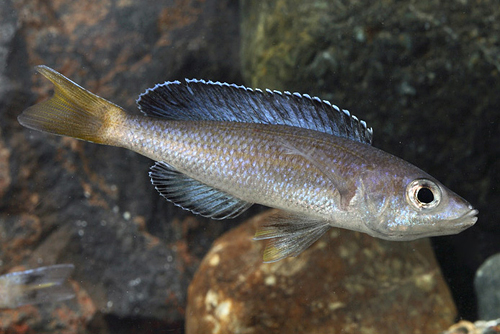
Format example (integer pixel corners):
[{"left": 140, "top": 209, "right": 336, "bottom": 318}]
[{"left": 119, "top": 118, "right": 338, "bottom": 218}]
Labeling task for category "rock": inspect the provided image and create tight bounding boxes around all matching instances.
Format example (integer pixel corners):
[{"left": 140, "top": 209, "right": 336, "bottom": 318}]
[
  {"left": 441, "top": 321, "right": 477, "bottom": 334},
  {"left": 186, "top": 210, "right": 457, "bottom": 334},
  {"left": 442, "top": 319, "right": 500, "bottom": 334},
  {"left": 1, "top": 0, "right": 241, "bottom": 333},
  {"left": 0, "top": 267, "right": 97, "bottom": 334},
  {"left": 14, "top": 212, "right": 186, "bottom": 322},
  {"left": 474, "top": 253, "right": 500, "bottom": 320},
  {"left": 240, "top": 0, "right": 500, "bottom": 319}
]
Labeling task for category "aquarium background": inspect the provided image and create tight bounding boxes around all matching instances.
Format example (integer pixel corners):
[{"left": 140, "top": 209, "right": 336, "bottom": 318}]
[{"left": 0, "top": 0, "right": 498, "bottom": 333}]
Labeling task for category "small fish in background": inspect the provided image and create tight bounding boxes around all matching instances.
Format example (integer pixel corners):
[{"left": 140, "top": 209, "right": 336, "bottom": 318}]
[
  {"left": 0, "top": 264, "right": 75, "bottom": 308},
  {"left": 18, "top": 66, "right": 478, "bottom": 263}
]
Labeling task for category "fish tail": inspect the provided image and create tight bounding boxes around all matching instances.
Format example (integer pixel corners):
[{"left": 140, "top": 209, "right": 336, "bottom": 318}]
[
  {"left": 1, "top": 264, "right": 75, "bottom": 308},
  {"left": 18, "top": 65, "right": 127, "bottom": 145}
]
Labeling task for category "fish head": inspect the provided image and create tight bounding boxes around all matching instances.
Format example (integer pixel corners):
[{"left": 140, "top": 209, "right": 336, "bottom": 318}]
[{"left": 363, "top": 174, "right": 478, "bottom": 241}]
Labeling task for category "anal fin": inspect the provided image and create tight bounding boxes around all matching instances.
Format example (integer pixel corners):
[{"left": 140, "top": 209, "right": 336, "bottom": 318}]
[
  {"left": 150, "top": 162, "right": 253, "bottom": 219},
  {"left": 254, "top": 213, "right": 331, "bottom": 263}
]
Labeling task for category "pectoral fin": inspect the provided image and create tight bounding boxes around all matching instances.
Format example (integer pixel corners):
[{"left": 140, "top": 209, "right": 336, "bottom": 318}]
[
  {"left": 254, "top": 213, "right": 330, "bottom": 263},
  {"left": 279, "top": 140, "right": 355, "bottom": 210}
]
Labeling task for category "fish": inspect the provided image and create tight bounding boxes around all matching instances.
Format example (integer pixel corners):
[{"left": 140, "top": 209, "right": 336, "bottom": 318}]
[
  {"left": 0, "top": 264, "right": 75, "bottom": 308},
  {"left": 18, "top": 65, "right": 478, "bottom": 263}
]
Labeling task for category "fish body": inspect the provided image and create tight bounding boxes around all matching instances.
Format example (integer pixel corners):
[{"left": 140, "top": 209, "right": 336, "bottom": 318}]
[
  {"left": 116, "top": 118, "right": 458, "bottom": 240},
  {"left": 18, "top": 66, "right": 478, "bottom": 262},
  {"left": 0, "top": 264, "right": 75, "bottom": 308}
]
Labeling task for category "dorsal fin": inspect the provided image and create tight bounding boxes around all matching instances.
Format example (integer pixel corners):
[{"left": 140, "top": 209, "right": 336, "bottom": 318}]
[{"left": 137, "top": 79, "right": 373, "bottom": 144}]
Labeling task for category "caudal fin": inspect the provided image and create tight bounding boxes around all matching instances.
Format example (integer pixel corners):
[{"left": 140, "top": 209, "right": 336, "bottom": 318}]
[
  {"left": 18, "top": 65, "right": 126, "bottom": 144},
  {"left": 0, "top": 264, "right": 75, "bottom": 308}
]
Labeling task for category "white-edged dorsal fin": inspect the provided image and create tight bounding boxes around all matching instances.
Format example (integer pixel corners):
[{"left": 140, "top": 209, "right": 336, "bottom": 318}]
[{"left": 137, "top": 79, "right": 373, "bottom": 144}]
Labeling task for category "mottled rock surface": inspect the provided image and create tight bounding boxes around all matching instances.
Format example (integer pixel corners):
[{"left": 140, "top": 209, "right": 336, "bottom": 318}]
[
  {"left": 474, "top": 253, "right": 500, "bottom": 320},
  {"left": 240, "top": 0, "right": 499, "bottom": 318},
  {"left": 1, "top": 0, "right": 241, "bottom": 333},
  {"left": 442, "top": 319, "right": 500, "bottom": 334},
  {"left": 0, "top": 277, "right": 96, "bottom": 334},
  {"left": 186, "top": 210, "right": 457, "bottom": 334}
]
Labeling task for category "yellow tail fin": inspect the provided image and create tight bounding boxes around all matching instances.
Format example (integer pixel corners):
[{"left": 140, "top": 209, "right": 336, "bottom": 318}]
[{"left": 18, "top": 65, "right": 126, "bottom": 144}]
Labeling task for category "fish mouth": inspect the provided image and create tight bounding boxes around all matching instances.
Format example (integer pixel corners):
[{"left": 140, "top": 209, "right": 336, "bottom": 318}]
[
  {"left": 380, "top": 205, "right": 478, "bottom": 240},
  {"left": 453, "top": 205, "right": 478, "bottom": 229}
]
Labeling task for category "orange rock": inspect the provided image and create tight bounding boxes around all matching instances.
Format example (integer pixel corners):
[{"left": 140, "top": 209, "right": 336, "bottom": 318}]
[
  {"left": 0, "top": 280, "right": 96, "bottom": 334},
  {"left": 186, "top": 209, "right": 457, "bottom": 334}
]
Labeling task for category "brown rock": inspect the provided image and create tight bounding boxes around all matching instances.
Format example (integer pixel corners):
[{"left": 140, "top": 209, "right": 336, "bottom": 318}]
[
  {"left": 186, "top": 210, "right": 457, "bottom": 334},
  {"left": 1, "top": 0, "right": 241, "bottom": 332},
  {"left": 442, "top": 319, "right": 500, "bottom": 334},
  {"left": 240, "top": 0, "right": 500, "bottom": 319},
  {"left": 0, "top": 277, "right": 96, "bottom": 334}
]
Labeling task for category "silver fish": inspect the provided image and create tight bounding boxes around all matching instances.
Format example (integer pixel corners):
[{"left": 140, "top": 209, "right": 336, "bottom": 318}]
[
  {"left": 18, "top": 66, "right": 478, "bottom": 262},
  {"left": 0, "top": 264, "right": 75, "bottom": 308}
]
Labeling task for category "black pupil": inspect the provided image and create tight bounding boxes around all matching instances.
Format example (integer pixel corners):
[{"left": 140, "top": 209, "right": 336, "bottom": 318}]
[{"left": 417, "top": 187, "right": 434, "bottom": 204}]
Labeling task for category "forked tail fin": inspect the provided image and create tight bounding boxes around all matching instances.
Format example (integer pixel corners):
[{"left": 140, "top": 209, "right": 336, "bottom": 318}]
[{"left": 18, "top": 65, "right": 127, "bottom": 144}]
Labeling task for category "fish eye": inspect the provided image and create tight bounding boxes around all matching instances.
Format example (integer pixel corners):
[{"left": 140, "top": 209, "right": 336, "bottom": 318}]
[
  {"left": 417, "top": 187, "right": 434, "bottom": 203},
  {"left": 406, "top": 179, "right": 441, "bottom": 210}
]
